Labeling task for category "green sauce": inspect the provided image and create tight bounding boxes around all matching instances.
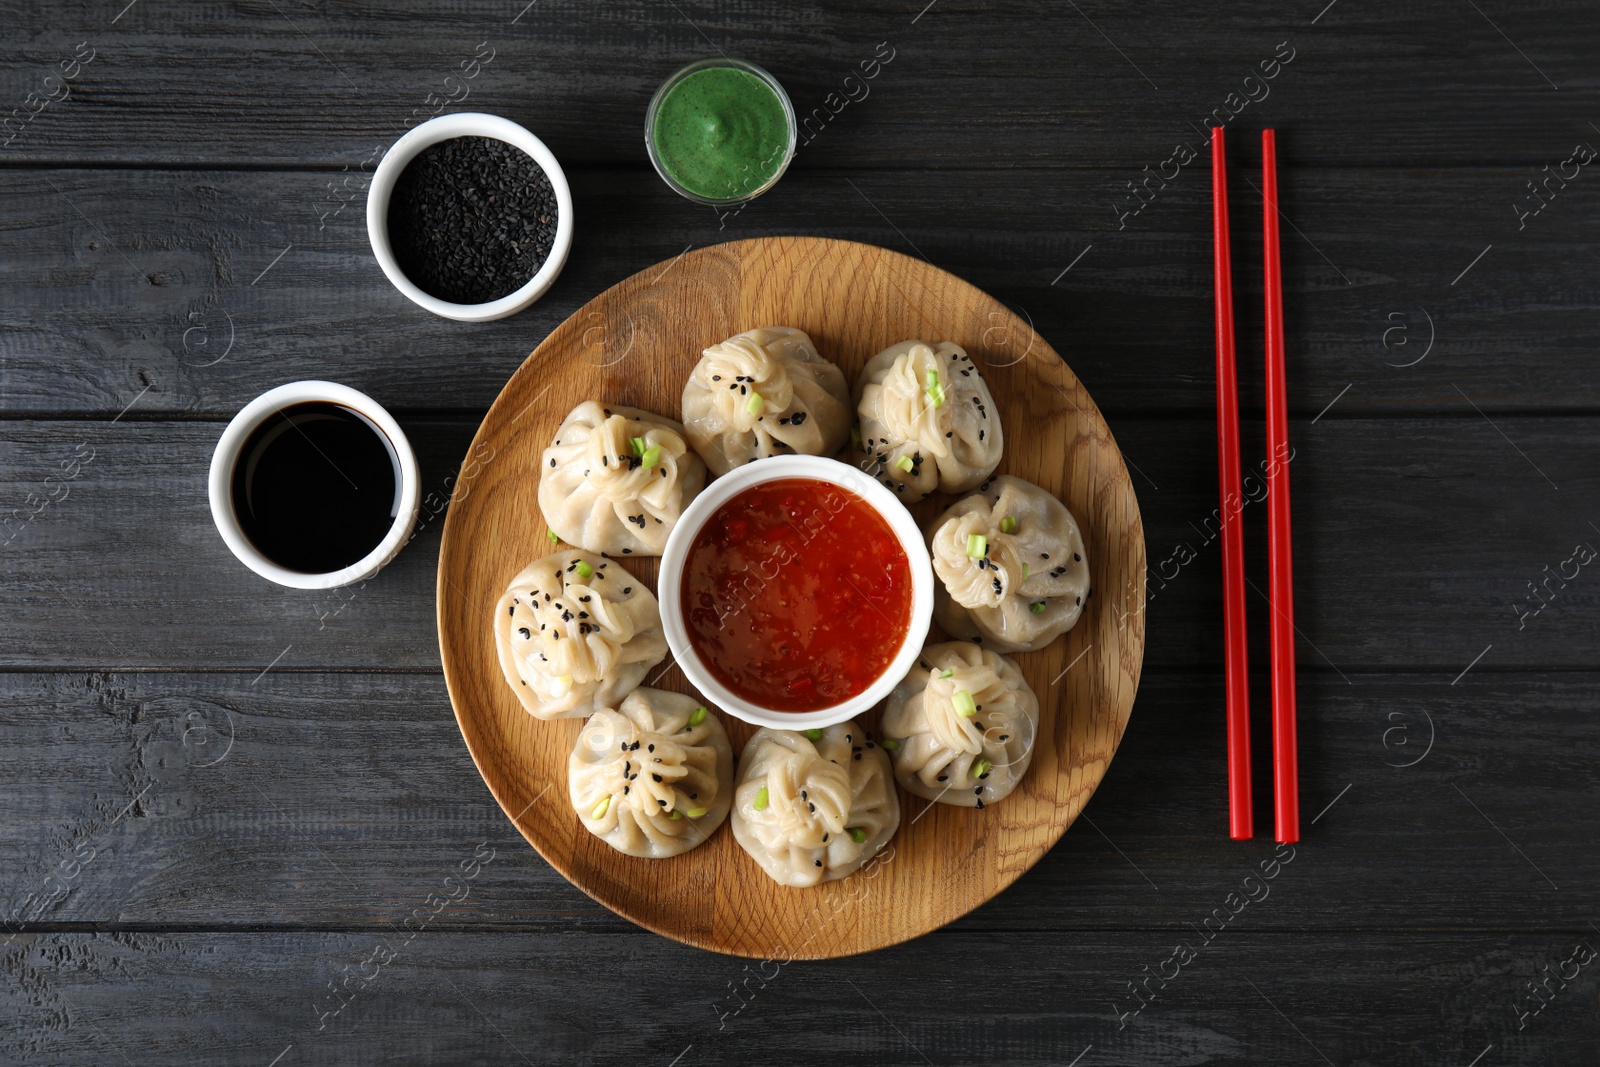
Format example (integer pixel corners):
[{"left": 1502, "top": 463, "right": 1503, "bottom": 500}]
[{"left": 652, "top": 66, "right": 790, "bottom": 201}]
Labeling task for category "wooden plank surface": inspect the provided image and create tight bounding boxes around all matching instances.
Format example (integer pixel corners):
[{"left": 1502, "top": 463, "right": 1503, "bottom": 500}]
[
  {"left": 4, "top": 0, "right": 1599, "bottom": 1059},
  {"left": 2, "top": 165, "right": 1597, "bottom": 418},
  {"left": 2, "top": 670, "right": 1593, "bottom": 935},
  {"left": 2, "top": 415, "right": 1595, "bottom": 670},
  {"left": 4, "top": 929, "right": 1596, "bottom": 1065},
  {"left": 1, "top": 1, "right": 1596, "bottom": 168}
]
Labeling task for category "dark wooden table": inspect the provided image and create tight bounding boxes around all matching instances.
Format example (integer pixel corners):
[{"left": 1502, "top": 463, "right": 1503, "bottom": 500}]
[{"left": 4, "top": 2, "right": 1598, "bottom": 1063}]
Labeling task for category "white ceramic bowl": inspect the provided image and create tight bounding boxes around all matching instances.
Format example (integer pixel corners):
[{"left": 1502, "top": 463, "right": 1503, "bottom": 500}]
[
  {"left": 208, "top": 380, "right": 421, "bottom": 589},
  {"left": 658, "top": 455, "right": 934, "bottom": 729},
  {"left": 366, "top": 112, "right": 574, "bottom": 323}
]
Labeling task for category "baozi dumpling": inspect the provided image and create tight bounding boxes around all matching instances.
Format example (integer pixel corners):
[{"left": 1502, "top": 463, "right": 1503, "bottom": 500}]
[
  {"left": 494, "top": 550, "right": 667, "bottom": 719},
  {"left": 568, "top": 688, "right": 733, "bottom": 858},
  {"left": 928, "top": 476, "right": 1090, "bottom": 652},
  {"left": 854, "top": 340, "right": 1003, "bottom": 502},
  {"left": 880, "top": 642, "right": 1040, "bottom": 808},
  {"left": 730, "top": 721, "right": 899, "bottom": 888},
  {"left": 538, "top": 401, "right": 706, "bottom": 557},
  {"left": 681, "top": 326, "right": 852, "bottom": 476}
]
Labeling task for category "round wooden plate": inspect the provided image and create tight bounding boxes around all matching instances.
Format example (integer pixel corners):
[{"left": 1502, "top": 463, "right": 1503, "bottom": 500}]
[{"left": 437, "top": 236, "right": 1146, "bottom": 959}]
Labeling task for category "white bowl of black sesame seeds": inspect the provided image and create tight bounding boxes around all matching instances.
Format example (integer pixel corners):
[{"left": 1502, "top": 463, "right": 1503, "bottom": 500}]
[{"left": 367, "top": 112, "right": 573, "bottom": 323}]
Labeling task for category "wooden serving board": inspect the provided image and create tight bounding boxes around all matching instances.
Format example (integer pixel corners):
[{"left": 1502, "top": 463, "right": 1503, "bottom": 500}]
[{"left": 437, "top": 237, "right": 1146, "bottom": 959}]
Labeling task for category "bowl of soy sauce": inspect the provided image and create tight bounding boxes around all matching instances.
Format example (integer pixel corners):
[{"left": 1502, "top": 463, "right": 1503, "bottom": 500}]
[{"left": 209, "top": 381, "right": 420, "bottom": 589}]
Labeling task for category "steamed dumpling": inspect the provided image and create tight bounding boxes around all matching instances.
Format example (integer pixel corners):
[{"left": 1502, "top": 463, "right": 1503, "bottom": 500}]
[
  {"left": 681, "top": 326, "right": 852, "bottom": 476},
  {"left": 569, "top": 688, "right": 733, "bottom": 858},
  {"left": 880, "top": 642, "right": 1040, "bottom": 808},
  {"left": 854, "top": 340, "right": 1003, "bottom": 503},
  {"left": 538, "top": 401, "right": 706, "bottom": 557},
  {"left": 730, "top": 722, "right": 899, "bottom": 887},
  {"left": 928, "top": 476, "right": 1090, "bottom": 652},
  {"left": 494, "top": 550, "right": 667, "bottom": 719}
]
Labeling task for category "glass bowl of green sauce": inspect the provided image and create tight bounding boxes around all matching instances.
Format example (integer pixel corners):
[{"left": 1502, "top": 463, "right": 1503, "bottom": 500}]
[{"left": 646, "top": 58, "right": 797, "bottom": 206}]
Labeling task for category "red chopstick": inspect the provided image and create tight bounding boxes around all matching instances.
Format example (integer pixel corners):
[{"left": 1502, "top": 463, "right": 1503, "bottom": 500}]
[
  {"left": 1212, "top": 127, "right": 1252, "bottom": 841},
  {"left": 1261, "top": 129, "right": 1299, "bottom": 844}
]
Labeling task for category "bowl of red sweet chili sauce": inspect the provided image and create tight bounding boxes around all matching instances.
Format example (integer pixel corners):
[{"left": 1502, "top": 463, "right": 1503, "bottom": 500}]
[{"left": 659, "top": 455, "right": 934, "bottom": 729}]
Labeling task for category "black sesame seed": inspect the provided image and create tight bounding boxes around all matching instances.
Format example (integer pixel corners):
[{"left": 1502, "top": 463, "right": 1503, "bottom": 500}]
[{"left": 386, "top": 135, "right": 559, "bottom": 304}]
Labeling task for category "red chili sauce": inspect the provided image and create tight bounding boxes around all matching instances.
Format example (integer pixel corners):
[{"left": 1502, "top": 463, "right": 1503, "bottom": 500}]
[{"left": 682, "top": 477, "right": 912, "bottom": 712}]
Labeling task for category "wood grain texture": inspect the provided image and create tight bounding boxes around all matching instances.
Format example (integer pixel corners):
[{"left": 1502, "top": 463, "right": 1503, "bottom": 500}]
[
  {"left": 5, "top": 415, "right": 1600, "bottom": 671},
  {"left": 6, "top": 929, "right": 1597, "bottom": 1066},
  {"left": 2, "top": 0, "right": 1597, "bottom": 168},
  {"left": 3, "top": 164, "right": 1598, "bottom": 419},
  {"left": 436, "top": 237, "right": 1146, "bottom": 957},
  {"left": 3, "top": 670, "right": 1596, "bottom": 934}
]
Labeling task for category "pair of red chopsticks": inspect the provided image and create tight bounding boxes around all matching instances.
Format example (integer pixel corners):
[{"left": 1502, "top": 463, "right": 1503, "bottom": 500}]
[{"left": 1212, "top": 127, "right": 1298, "bottom": 844}]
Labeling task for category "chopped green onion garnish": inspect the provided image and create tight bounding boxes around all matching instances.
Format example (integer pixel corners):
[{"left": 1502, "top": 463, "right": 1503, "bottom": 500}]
[
  {"left": 686, "top": 806, "right": 708, "bottom": 818},
  {"left": 1029, "top": 600, "right": 1046, "bottom": 614},
  {"left": 689, "top": 706, "right": 707, "bottom": 727},
  {"left": 939, "top": 669, "right": 954, "bottom": 679},
  {"left": 1023, "top": 563, "right": 1030, "bottom": 578},
  {"left": 575, "top": 560, "right": 594, "bottom": 580},
  {"left": 924, "top": 369, "right": 946, "bottom": 407},
  {"left": 641, "top": 444, "right": 662, "bottom": 469},
  {"left": 971, "top": 758, "right": 992, "bottom": 779},
  {"left": 591, "top": 796, "right": 610, "bottom": 819},
  {"left": 754, "top": 786, "right": 769, "bottom": 811},
  {"left": 804, "top": 728, "right": 823, "bottom": 741},
  {"left": 745, "top": 391, "right": 763, "bottom": 415},
  {"left": 846, "top": 826, "right": 867, "bottom": 843},
  {"left": 547, "top": 530, "right": 559, "bottom": 545},
  {"left": 880, "top": 738, "right": 901, "bottom": 751},
  {"left": 851, "top": 426, "right": 862, "bottom": 448},
  {"left": 966, "top": 533, "right": 988, "bottom": 558},
  {"left": 630, "top": 436, "right": 647, "bottom": 456},
  {"left": 925, "top": 368, "right": 939, "bottom": 390},
  {"left": 952, "top": 689, "right": 977, "bottom": 717},
  {"left": 669, "top": 809, "right": 683, "bottom": 820},
  {"left": 999, "top": 515, "right": 1018, "bottom": 534},
  {"left": 895, "top": 454, "right": 914, "bottom": 473}
]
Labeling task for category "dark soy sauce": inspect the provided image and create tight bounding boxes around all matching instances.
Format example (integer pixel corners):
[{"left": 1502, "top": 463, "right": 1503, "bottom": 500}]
[{"left": 231, "top": 402, "right": 400, "bottom": 574}]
